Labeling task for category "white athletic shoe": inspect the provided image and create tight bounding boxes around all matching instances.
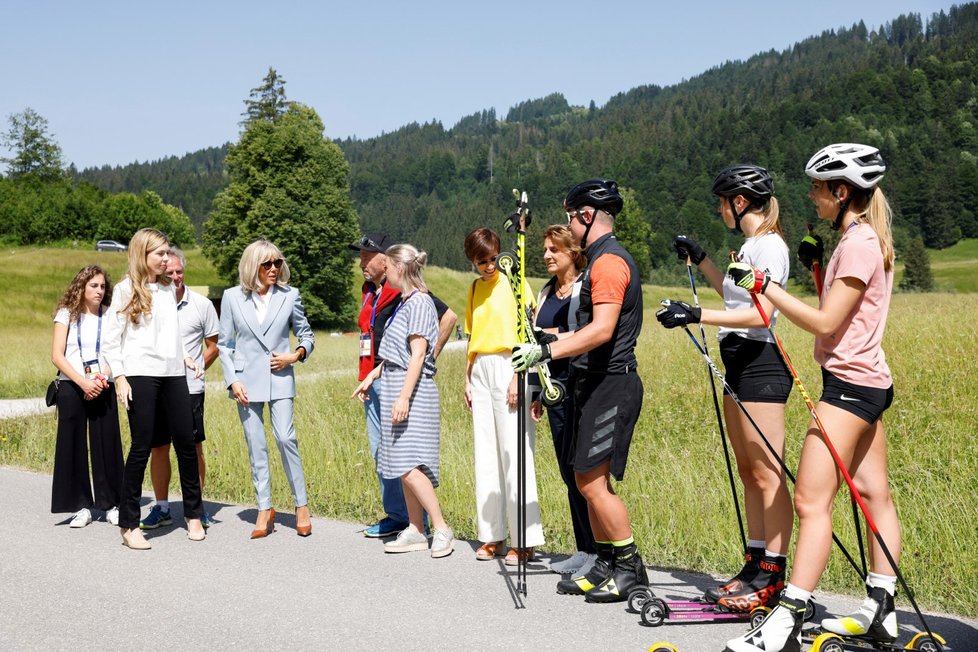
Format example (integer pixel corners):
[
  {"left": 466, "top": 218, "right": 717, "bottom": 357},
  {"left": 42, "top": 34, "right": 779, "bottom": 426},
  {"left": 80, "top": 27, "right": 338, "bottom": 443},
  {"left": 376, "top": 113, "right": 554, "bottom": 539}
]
[
  {"left": 105, "top": 507, "right": 119, "bottom": 526},
  {"left": 726, "top": 594, "right": 806, "bottom": 652},
  {"left": 384, "top": 526, "right": 429, "bottom": 554},
  {"left": 69, "top": 508, "right": 93, "bottom": 528},
  {"left": 430, "top": 528, "right": 455, "bottom": 558},
  {"left": 549, "top": 550, "right": 590, "bottom": 574}
]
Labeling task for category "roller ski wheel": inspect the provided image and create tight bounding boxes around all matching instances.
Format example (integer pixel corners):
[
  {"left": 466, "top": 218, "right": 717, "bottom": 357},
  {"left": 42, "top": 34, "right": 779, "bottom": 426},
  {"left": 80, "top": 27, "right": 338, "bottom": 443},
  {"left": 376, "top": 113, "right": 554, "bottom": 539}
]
[
  {"left": 541, "top": 379, "right": 565, "bottom": 407},
  {"left": 907, "top": 632, "right": 947, "bottom": 651},
  {"left": 641, "top": 598, "right": 668, "bottom": 627},
  {"left": 748, "top": 606, "right": 771, "bottom": 629},
  {"left": 648, "top": 643, "right": 679, "bottom": 652},
  {"left": 810, "top": 633, "right": 846, "bottom": 652},
  {"left": 496, "top": 252, "right": 516, "bottom": 275},
  {"left": 627, "top": 586, "right": 654, "bottom": 613}
]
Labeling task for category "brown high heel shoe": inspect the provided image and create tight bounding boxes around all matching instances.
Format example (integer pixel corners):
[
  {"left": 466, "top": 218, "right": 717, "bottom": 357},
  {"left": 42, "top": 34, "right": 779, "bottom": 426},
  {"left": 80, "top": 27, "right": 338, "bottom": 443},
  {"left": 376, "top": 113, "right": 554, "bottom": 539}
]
[
  {"left": 296, "top": 506, "right": 312, "bottom": 537},
  {"left": 250, "top": 508, "right": 276, "bottom": 539}
]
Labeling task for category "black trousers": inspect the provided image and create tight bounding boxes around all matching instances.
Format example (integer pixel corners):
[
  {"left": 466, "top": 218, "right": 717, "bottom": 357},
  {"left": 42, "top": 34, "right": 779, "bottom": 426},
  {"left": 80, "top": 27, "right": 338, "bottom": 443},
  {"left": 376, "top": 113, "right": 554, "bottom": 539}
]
[
  {"left": 546, "top": 377, "right": 596, "bottom": 554},
  {"left": 120, "top": 376, "right": 202, "bottom": 529},
  {"left": 51, "top": 381, "right": 124, "bottom": 513}
]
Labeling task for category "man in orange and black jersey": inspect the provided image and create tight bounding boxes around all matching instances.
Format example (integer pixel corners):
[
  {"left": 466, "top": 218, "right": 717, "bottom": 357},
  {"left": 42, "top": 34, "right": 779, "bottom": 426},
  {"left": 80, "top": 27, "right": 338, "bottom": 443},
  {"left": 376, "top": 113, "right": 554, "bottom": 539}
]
[{"left": 512, "top": 178, "right": 648, "bottom": 603}]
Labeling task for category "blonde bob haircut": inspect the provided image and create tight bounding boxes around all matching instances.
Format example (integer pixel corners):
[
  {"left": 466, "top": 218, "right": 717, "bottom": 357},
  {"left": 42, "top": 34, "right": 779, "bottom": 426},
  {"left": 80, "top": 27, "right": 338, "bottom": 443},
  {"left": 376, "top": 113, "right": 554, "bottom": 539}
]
[
  {"left": 385, "top": 244, "right": 428, "bottom": 293},
  {"left": 238, "top": 239, "right": 291, "bottom": 294},
  {"left": 122, "top": 228, "right": 171, "bottom": 325}
]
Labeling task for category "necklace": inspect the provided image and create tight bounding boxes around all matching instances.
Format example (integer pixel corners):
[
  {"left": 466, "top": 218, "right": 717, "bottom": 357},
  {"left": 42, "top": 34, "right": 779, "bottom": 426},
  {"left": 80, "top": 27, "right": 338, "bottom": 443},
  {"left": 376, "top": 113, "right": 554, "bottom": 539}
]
[{"left": 554, "top": 281, "right": 573, "bottom": 299}]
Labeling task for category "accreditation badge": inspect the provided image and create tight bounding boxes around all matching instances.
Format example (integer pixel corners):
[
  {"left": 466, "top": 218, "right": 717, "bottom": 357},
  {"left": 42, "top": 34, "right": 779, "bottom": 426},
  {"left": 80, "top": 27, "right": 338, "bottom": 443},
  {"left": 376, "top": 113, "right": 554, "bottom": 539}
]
[
  {"left": 359, "top": 332, "right": 372, "bottom": 358},
  {"left": 83, "top": 359, "right": 102, "bottom": 380}
]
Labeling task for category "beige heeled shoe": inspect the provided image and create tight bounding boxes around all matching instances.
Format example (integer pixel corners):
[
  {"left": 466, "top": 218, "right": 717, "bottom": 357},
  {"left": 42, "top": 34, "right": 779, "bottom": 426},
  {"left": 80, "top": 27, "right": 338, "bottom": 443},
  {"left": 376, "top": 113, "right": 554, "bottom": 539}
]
[{"left": 121, "top": 527, "right": 151, "bottom": 550}]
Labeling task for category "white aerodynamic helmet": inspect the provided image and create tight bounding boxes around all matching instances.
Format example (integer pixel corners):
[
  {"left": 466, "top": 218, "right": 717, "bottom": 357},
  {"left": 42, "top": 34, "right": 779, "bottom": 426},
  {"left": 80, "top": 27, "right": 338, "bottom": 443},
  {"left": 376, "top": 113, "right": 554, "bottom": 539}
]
[{"left": 805, "top": 143, "right": 886, "bottom": 190}]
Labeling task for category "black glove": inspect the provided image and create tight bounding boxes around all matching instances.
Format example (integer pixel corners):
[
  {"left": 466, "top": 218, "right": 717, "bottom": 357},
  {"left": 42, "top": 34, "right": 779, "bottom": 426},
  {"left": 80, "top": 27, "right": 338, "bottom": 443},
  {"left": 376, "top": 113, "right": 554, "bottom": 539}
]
[
  {"left": 797, "top": 232, "right": 824, "bottom": 272},
  {"left": 655, "top": 300, "right": 701, "bottom": 329},
  {"left": 533, "top": 326, "right": 558, "bottom": 345},
  {"left": 673, "top": 235, "right": 706, "bottom": 265}
]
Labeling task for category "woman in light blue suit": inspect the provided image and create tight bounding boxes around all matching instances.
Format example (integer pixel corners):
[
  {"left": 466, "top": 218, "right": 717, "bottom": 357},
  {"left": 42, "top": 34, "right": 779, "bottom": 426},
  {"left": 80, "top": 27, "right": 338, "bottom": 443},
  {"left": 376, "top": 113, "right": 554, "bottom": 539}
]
[{"left": 218, "top": 239, "right": 315, "bottom": 539}]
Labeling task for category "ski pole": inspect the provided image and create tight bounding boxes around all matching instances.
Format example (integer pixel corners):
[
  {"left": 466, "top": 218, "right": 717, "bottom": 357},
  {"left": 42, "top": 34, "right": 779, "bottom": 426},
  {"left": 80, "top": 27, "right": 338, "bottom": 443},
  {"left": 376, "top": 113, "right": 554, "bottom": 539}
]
[
  {"left": 749, "top": 295, "right": 944, "bottom": 652},
  {"left": 684, "top": 258, "right": 746, "bottom": 552},
  {"left": 674, "top": 320, "right": 866, "bottom": 580}
]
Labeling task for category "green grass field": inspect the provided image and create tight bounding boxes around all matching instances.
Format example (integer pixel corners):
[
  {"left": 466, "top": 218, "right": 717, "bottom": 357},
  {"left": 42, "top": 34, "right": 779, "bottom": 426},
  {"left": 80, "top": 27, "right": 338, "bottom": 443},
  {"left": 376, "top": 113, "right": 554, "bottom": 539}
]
[
  {"left": 1, "top": 245, "right": 977, "bottom": 617},
  {"left": 894, "top": 238, "right": 978, "bottom": 293}
]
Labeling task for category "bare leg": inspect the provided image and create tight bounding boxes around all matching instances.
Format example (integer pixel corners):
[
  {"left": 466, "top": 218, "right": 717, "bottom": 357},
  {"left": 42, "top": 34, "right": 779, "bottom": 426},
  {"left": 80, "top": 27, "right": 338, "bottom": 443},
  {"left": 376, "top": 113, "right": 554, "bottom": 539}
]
[
  {"left": 401, "top": 468, "right": 447, "bottom": 531},
  {"left": 576, "top": 462, "right": 631, "bottom": 541}
]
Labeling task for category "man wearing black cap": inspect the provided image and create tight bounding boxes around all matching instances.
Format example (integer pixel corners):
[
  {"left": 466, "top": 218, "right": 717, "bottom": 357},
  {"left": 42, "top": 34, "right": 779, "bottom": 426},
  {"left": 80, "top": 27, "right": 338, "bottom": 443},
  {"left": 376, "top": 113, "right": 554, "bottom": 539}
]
[{"left": 349, "top": 233, "right": 457, "bottom": 538}]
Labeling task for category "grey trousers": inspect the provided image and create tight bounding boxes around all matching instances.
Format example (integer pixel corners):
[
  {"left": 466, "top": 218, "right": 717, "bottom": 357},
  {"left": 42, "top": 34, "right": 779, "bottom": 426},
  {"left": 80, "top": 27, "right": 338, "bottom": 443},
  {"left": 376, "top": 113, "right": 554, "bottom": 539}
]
[{"left": 237, "top": 398, "right": 308, "bottom": 509}]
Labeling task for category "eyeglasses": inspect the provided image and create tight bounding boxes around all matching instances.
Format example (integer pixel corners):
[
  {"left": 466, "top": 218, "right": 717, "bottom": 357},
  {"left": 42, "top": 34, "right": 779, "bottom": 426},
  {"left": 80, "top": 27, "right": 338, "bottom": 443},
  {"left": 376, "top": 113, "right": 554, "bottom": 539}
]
[
  {"left": 261, "top": 259, "right": 284, "bottom": 270},
  {"left": 357, "top": 236, "right": 380, "bottom": 250},
  {"left": 566, "top": 208, "right": 590, "bottom": 224}
]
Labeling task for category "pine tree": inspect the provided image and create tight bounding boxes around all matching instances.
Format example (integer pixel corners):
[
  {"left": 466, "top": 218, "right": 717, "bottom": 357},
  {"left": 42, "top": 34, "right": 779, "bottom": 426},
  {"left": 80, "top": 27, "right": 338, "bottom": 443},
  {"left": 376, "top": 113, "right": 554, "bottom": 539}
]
[
  {"left": 241, "top": 67, "right": 290, "bottom": 126},
  {"left": 899, "top": 237, "right": 935, "bottom": 292}
]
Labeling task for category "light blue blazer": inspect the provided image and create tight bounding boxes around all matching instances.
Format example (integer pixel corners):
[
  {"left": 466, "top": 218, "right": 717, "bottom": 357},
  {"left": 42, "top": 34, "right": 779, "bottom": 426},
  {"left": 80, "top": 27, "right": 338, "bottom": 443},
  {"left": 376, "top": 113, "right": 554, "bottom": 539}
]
[{"left": 218, "top": 285, "right": 315, "bottom": 403}]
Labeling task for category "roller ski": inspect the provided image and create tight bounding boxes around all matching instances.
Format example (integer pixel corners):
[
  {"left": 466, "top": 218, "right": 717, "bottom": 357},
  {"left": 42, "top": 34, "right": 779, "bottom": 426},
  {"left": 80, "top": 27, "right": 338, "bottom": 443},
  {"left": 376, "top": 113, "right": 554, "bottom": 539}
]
[
  {"left": 629, "top": 586, "right": 815, "bottom": 630},
  {"left": 497, "top": 189, "right": 566, "bottom": 407},
  {"left": 804, "top": 586, "right": 948, "bottom": 652}
]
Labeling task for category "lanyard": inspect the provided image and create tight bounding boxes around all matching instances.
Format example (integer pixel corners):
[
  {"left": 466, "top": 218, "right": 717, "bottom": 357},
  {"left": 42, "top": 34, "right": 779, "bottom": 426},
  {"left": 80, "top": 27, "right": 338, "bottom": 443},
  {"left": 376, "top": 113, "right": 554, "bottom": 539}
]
[
  {"left": 385, "top": 290, "right": 418, "bottom": 327},
  {"left": 77, "top": 306, "right": 103, "bottom": 362},
  {"left": 362, "top": 287, "right": 383, "bottom": 330}
]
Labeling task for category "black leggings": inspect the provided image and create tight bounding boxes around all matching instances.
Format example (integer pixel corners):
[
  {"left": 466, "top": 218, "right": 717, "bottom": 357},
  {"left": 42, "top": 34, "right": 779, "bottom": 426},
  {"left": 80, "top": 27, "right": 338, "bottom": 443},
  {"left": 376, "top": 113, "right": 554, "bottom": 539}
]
[
  {"left": 51, "top": 381, "right": 124, "bottom": 513},
  {"left": 119, "top": 376, "right": 201, "bottom": 529}
]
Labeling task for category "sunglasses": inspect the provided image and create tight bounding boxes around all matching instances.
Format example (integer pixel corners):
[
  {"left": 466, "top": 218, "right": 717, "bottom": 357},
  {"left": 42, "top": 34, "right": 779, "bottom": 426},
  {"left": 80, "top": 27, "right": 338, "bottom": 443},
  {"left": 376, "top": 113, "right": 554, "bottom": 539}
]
[
  {"left": 357, "top": 236, "right": 380, "bottom": 250},
  {"left": 261, "top": 258, "right": 284, "bottom": 270},
  {"left": 566, "top": 207, "right": 590, "bottom": 224},
  {"left": 475, "top": 255, "right": 497, "bottom": 267}
]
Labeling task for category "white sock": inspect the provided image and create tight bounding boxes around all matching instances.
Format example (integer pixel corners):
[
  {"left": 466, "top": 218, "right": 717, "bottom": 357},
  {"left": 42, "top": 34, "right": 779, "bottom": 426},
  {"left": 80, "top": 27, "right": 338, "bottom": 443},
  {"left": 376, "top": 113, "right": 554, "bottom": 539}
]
[
  {"left": 867, "top": 572, "right": 897, "bottom": 596},
  {"left": 157, "top": 500, "right": 170, "bottom": 512},
  {"left": 783, "top": 582, "right": 812, "bottom": 603},
  {"left": 765, "top": 549, "right": 785, "bottom": 561}
]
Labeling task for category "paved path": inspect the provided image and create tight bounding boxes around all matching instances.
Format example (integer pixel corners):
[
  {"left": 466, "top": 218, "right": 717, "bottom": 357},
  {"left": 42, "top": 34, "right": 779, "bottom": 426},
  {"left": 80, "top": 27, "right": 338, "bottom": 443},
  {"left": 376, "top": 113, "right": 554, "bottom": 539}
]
[{"left": 1, "top": 467, "right": 975, "bottom": 652}]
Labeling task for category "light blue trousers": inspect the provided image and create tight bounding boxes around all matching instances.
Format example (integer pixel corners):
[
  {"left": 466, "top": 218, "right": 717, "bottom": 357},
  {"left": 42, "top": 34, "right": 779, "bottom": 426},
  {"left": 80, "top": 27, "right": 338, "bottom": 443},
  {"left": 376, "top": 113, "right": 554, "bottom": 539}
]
[{"left": 238, "top": 398, "right": 307, "bottom": 510}]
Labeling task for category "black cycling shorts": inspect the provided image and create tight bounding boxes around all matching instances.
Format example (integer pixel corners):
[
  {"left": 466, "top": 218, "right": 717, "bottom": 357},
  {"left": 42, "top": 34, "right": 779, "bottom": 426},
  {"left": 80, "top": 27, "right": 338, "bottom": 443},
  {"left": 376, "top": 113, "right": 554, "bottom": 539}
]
[
  {"left": 572, "top": 371, "right": 643, "bottom": 481},
  {"left": 151, "top": 392, "right": 206, "bottom": 447},
  {"left": 820, "top": 368, "right": 893, "bottom": 425},
  {"left": 719, "top": 334, "right": 792, "bottom": 403}
]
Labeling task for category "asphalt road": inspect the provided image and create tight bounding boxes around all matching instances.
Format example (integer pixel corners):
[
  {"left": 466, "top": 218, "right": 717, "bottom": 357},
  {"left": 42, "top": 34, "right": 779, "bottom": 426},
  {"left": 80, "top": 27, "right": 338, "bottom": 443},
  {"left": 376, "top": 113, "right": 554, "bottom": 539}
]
[{"left": 1, "top": 466, "right": 975, "bottom": 652}]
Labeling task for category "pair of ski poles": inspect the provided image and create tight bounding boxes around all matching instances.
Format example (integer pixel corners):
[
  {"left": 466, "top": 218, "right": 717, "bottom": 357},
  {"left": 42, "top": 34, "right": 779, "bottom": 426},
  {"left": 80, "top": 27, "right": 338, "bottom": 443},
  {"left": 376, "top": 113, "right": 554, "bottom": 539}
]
[{"left": 677, "top": 253, "right": 943, "bottom": 650}]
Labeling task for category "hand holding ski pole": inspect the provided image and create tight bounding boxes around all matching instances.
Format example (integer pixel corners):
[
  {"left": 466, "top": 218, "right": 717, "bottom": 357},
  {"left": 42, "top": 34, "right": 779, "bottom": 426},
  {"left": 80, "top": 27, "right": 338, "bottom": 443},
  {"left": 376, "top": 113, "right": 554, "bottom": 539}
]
[
  {"left": 797, "top": 225, "right": 824, "bottom": 272},
  {"left": 511, "top": 342, "right": 551, "bottom": 373},
  {"left": 655, "top": 299, "right": 701, "bottom": 328},
  {"left": 727, "top": 262, "right": 770, "bottom": 294},
  {"left": 673, "top": 235, "right": 706, "bottom": 264}
]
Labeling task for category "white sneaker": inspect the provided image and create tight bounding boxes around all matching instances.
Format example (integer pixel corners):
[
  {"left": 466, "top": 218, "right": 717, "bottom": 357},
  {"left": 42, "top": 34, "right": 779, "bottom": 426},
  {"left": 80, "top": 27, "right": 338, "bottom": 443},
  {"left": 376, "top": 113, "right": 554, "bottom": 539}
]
[
  {"left": 384, "top": 526, "right": 429, "bottom": 554},
  {"left": 430, "top": 528, "right": 455, "bottom": 558},
  {"left": 549, "top": 550, "right": 590, "bottom": 574},
  {"left": 69, "top": 508, "right": 92, "bottom": 528},
  {"left": 105, "top": 507, "right": 119, "bottom": 526}
]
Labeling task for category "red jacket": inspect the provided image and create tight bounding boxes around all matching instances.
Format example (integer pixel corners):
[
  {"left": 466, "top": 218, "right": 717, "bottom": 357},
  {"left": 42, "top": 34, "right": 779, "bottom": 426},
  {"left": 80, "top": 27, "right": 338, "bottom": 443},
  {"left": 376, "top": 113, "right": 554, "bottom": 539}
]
[{"left": 358, "top": 280, "right": 401, "bottom": 380}]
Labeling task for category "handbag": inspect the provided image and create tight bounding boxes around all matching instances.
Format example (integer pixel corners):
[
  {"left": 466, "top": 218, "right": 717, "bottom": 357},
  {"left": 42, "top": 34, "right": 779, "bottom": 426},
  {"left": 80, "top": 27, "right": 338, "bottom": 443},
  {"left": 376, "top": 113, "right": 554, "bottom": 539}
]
[{"left": 45, "top": 377, "right": 59, "bottom": 407}]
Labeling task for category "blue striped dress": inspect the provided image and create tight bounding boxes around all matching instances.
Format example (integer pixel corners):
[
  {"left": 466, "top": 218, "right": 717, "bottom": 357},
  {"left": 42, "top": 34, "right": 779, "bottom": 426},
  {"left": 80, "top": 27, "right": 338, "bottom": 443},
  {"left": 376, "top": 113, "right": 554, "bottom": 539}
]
[{"left": 377, "top": 292, "right": 441, "bottom": 486}]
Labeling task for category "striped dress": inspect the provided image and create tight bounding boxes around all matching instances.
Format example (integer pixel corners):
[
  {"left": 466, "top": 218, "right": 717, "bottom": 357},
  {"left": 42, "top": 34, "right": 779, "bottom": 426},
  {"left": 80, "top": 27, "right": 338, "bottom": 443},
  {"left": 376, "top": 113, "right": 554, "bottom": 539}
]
[{"left": 376, "top": 292, "right": 441, "bottom": 486}]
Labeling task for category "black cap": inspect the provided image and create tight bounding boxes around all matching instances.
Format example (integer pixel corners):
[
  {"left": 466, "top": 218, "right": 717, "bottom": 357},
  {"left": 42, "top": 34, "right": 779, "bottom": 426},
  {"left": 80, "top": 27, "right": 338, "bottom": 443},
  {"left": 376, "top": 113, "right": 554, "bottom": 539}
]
[{"left": 348, "top": 233, "right": 392, "bottom": 253}]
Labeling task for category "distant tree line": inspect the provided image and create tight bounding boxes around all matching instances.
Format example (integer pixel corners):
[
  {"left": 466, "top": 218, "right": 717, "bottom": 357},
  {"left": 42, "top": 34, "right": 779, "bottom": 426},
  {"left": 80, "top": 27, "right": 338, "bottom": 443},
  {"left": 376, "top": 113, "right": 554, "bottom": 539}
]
[
  {"left": 0, "top": 108, "right": 195, "bottom": 247},
  {"left": 48, "top": 5, "right": 978, "bottom": 288}
]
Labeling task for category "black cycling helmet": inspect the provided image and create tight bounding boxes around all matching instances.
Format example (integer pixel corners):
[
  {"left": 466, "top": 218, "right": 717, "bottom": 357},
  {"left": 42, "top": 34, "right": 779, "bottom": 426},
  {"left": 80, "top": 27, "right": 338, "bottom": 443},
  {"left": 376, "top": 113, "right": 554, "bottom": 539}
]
[
  {"left": 712, "top": 164, "right": 774, "bottom": 201},
  {"left": 712, "top": 164, "right": 774, "bottom": 234},
  {"left": 563, "top": 178, "right": 624, "bottom": 217}
]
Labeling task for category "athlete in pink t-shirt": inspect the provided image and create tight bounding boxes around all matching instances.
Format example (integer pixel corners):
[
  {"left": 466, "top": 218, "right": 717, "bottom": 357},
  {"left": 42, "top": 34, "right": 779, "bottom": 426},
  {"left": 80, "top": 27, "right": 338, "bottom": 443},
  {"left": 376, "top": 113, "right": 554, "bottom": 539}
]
[{"left": 726, "top": 144, "right": 902, "bottom": 652}]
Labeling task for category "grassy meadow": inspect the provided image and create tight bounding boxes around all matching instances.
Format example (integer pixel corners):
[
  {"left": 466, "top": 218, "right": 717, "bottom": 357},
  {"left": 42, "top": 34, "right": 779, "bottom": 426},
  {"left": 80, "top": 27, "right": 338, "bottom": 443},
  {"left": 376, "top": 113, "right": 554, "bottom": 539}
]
[{"left": 1, "top": 244, "right": 977, "bottom": 617}]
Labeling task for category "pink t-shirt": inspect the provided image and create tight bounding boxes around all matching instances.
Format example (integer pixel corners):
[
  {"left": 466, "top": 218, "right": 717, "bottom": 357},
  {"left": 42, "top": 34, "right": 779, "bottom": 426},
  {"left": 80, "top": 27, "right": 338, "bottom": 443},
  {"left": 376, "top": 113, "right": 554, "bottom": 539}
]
[{"left": 814, "top": 224, "right": 893, "bottom": 389}]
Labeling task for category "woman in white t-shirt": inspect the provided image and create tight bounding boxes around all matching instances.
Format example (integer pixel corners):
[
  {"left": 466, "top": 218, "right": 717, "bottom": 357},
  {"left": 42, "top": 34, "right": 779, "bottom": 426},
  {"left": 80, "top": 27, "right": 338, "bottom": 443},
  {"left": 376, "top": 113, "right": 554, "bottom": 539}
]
[
  {"left": 726, "top": 144, "right": 898, "bottom": 652},
  {"left": 50, "top": 265, "right": 124, "bottom": 529},
  {"left": 102, "top": 228, "right": 205, "bottom": 550},
  {"left": 658, "top": 164, "right": 793, "bottom": 612}
]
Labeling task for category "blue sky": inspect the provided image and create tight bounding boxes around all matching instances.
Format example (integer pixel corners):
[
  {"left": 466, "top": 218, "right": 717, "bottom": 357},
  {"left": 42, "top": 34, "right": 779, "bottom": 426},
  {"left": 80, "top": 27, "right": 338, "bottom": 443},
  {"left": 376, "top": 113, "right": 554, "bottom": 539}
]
[{"left": 1, "top": 0, "right": 956, "bottom": 169}]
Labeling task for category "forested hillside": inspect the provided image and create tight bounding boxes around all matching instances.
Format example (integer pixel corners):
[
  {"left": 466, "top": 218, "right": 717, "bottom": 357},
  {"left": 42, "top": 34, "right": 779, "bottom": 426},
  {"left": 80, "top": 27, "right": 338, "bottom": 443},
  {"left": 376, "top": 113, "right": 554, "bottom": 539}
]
[{"left": 77, "top": 5, "right": 978, "bottom": 284}]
